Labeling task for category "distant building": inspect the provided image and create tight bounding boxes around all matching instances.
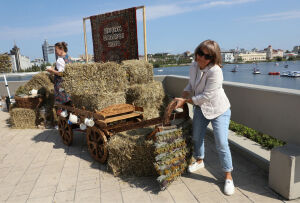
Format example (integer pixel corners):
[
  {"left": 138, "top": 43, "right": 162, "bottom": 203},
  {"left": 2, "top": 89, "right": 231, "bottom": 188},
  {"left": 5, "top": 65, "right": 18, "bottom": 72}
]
[
  {"left": 9, "top": 44, "right": 31, "bottom": 72},
  {"left": 293, "top": 46, "right": 300, "bottom": 54},
  {"left": 31, "top": 58, "right": 44, "bottom": 66},
  {"left": 266, "top": 45, "right": 284, "bottom": 59},
  {"left": 42, "top": 40, "right": 55, "bottom": 64},
  {"left": 237, "top": 52, "right": 266, "bottom": 62},
  {"left": 221, "top": 52, "right": 234, "bottom": 63}
]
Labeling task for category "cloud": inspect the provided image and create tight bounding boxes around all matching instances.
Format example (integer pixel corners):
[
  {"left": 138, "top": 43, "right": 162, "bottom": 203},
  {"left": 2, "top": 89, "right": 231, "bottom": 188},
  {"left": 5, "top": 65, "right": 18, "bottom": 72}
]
[
  {"left": 138, "top": 0, "right": 257, "bottom": 20},
  {"left": 251, "top": 10, "right": 300, "bottom": 22},
  {"left": 0, "top": 0, "right": 256, "bottom": 40},
  {"left": 0, "top": 19, "right": 87, "bottom": 40}
]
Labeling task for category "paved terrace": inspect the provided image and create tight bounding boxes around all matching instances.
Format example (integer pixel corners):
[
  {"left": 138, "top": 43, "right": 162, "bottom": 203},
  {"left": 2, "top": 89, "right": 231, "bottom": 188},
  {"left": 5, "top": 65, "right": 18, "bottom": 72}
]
[{"left": 0, "top": 111, "right": 297, "bottom": 203}]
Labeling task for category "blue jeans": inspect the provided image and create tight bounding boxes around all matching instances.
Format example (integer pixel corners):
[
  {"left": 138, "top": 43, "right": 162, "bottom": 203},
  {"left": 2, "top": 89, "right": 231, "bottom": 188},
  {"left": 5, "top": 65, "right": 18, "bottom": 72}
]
[{"left": 193, "top": 106, "right": 233, "bottom": 172}]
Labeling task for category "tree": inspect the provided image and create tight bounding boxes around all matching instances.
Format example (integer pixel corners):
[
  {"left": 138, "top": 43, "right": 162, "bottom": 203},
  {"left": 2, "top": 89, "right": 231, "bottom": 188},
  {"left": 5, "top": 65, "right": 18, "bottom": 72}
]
[{"left": 0, "top": 54, "right": 12, "bottom": 73}]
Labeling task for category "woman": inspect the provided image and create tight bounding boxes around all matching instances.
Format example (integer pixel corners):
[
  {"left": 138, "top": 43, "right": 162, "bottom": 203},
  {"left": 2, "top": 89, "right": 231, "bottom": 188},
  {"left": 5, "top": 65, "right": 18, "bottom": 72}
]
[
  {"left": 175, "top": 40, "right": 234, "bottom": 195},
  {"left": 46, "top": 42, "right": 71, "bottom": 106}
]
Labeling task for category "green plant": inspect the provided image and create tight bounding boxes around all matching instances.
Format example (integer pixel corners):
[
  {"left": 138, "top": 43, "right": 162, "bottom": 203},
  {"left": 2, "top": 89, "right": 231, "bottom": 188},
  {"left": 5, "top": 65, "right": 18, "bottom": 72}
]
[{"left": 229, "top": 121, "right": 285, "bottom": 149}]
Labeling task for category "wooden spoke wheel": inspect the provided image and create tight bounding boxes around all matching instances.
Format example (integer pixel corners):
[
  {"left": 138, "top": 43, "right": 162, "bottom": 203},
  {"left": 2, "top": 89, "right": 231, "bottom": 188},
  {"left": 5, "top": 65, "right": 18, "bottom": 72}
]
[
  {"left": 58, "top": 117, "right": 73, "bottom": 146},
  {"left": 86, "top": 126, "right": 108, "bottom": 163}
]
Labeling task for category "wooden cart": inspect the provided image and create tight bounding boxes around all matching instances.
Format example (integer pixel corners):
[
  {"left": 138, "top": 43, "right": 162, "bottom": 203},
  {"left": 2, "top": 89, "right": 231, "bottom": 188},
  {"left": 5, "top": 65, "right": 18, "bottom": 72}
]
[{"left": 55, "top": 100, "right": 189, "bottom": 163}]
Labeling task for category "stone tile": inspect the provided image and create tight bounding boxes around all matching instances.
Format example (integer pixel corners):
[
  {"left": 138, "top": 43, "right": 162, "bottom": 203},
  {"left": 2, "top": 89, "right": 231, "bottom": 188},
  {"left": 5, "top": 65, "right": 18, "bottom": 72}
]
[
  {"left": 74, "top": 188, "right": 100, "bottom": 203},
  {"left": 101, "top": 178, "right": 120, "bottom": 193},
  {"left": 77, "top": 168, "right": 100, "bottom": 182},
  {"left": 122, "top": 187, "right": 151, "bottom": 203},
  {"left": 1, "top": 171, "right": 24, "bottom": 186},
  {"left": 247, "top": 191, "right": 284, "bottom": 203},
  {"left": 19, "top": 167, "right": 43, "bottom": 183},
  {"left": 149, "top": 190, "right": 174, "bottom": 203},
  {"left": 101, "top": 190, "right": 123, "bottom": 203},
  {"left": 53, "top": 190, "right": 75, "bottom": 202},
  {"left": 29, "top": 185, "right": 57, "bottom": 199},
  {"left": 181, "top": 174, "right": 216, "bottom": 196},
  {"left": 34, "top": 173, "right": 61, "bottom": 187},
  {"left": 10, "top": 180, "right": 36, "bottom": 197},
  {"left": 27, "top": 196, "right": 53, "bottom": 203},
  {"left": 56, "top": 176, "right": 77, "bottom": 192},
  {"left": 167, "top": 183, "right": 198, "bottom": 203},
  {"left": 238, "top": 183, "right": 273, "bottom": 197},
  {"left": 194, "top": 190, "right": 227, "bottom": 203},
  {"left": 6, "top": 194, "right": 29, "bottom": 203},
  {"left": 60, "top": 167, "right": 79, "bottom": 178},
  {"left": 0, "top": 167, "right": 11, "bottom": 179},
  {"left": 0, "top": 185, "right": 15, "bottom": 201},
  {"left": 76, "top": 177, "right": 100, "bottom": 191}
]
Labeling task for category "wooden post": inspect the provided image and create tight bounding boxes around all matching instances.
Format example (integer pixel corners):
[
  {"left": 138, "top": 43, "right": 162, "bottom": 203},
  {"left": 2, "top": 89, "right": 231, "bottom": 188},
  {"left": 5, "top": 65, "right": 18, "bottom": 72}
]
[
  {"left": 83, "top": 18, "right": 88, "bottom": 63},
  {"left": 142, "top": 6, "right": 147, "bottom": 61}
]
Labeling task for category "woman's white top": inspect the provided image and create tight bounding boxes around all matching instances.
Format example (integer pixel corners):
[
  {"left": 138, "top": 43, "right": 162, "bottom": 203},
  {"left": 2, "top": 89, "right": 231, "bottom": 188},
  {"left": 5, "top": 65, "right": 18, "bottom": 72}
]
[
  {"left": 56, "top": 57, "right": 65, "bottom": 72},
  {"left": 184, "top": 62, "right": 230, "bottom": 119}
]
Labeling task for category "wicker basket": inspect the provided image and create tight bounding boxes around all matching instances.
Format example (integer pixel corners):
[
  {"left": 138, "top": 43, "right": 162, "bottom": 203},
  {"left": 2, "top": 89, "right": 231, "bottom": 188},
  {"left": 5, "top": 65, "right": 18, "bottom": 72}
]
[{"left": 15, "top": 95, "right": 43, "bottom": 109}]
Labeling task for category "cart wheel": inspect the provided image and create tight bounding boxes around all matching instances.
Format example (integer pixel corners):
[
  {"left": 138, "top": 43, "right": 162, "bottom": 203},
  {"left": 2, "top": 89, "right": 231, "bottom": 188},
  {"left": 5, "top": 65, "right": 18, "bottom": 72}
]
[
  {"left": 58, "top": 117, "right": 73, "bottom": 146},
  {"left": 86, "top": 126, "right": 108, "bottom": 163}
]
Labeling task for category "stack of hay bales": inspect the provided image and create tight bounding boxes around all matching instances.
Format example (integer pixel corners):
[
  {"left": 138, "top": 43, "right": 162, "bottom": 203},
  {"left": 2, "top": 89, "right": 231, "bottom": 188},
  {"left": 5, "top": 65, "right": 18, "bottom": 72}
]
[
  {"left": 63, "top": 62, "right": 126, "bottom": 111},
  {"left": 12, "top": 72, "right": 55, "bottom": 128},
  {"left": 10, "top": 108, "right": 37, "bottom": 129},
  {"left": 107, "top": 127, "right": 156, "bottom": 176},
  {"left": 122, "top": 60, "right": 169, "bottom": 119}
]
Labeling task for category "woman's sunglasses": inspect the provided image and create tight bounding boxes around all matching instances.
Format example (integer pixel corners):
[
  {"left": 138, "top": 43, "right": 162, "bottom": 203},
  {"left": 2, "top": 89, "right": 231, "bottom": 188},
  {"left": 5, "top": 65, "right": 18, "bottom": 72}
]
[{"left": 198, "top": 50, "right": 213, "bottom": 60}]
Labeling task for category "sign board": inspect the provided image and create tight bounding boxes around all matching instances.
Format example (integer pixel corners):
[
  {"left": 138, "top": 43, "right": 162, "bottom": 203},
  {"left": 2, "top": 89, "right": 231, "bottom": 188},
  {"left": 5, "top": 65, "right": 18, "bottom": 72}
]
[{"left": 90, "top": 7, "right": 139, "bottom": 62}]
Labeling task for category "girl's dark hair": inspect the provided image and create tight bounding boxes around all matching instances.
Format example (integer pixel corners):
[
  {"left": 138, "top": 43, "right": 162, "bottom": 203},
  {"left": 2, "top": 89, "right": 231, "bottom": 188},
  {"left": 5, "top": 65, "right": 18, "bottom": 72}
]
[
  {"left": 55, "top": 41, "right": 68, "bottom": 52},
  {"left": 194, "top": 39, "right": 223, "bottom": 67}
]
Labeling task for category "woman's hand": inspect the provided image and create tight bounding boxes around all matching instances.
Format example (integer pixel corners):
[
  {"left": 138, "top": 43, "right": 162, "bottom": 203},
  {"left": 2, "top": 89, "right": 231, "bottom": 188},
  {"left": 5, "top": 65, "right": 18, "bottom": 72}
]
[
  {"left": 46, "top": 67, "right": 54, "bottom": 74},
  {"left": 174, "top": 97, "right": 186, "bottom": 109},
  {"left": 181, "top": 91, "right": 191, "bottom": 99}
]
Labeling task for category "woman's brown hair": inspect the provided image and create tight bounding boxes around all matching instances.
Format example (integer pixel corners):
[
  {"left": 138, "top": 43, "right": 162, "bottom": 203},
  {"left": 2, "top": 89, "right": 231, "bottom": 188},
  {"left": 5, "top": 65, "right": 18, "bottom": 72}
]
[
  {"left": 55, "top": 41, "right": 68, "bottom": 53},
  {"left": 194, "top": 40, "right": 223, "bottom": 67}
]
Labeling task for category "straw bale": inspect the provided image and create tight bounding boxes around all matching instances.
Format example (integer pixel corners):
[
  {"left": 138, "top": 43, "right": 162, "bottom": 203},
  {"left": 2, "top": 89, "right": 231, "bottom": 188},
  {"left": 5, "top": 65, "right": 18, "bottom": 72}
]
[
  {"left": 107, "top": 127, "right": 156, "bottom": 177},
  {"left": 63, "top": 62, "right": 127, "bottom": 96},
  {"left": 121, "top": 60, "right": 153, "bottom": 85},
  {"left": 71, "top": 92, "right": 126, "bottom": 111},
  {"left": 126, "top": 81, "right": 170, "bottom": 119},
  {"left": 10, "top": 108, "right": 37, "bottom": 129},
  {"left": 15, "top": 72, "right": 54, "bottom": 97}
]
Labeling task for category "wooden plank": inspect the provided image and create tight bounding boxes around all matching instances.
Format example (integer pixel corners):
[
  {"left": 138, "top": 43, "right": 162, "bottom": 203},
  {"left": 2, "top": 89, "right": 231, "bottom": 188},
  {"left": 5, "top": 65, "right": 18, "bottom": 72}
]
[
  {"left": 98, "top": 104, "right": 136, "bottom": 118},
  {"left": 104, "top": 112, "right": 142, "bottom": 123}
]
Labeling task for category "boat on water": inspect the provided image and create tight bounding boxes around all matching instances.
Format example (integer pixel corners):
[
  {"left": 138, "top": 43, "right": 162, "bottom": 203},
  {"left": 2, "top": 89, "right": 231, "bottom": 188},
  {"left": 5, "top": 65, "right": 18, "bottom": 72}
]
[
  {"left": 157, "top": 69, "right": 163, "bottom": 72},
  {"left": 280, "top": 71, "right": 300, "bottom": 77},
  {"left": 284, "top": 64, "right": 289, "bottom": 68},
  {"left": 268, "top": 72, "right": 280, "bottom": 75},
  {"left": 253, "top": 67, "right": 261, "bottom": 74},
  {"left": 231, "top": 65, "right": 238, "bottom": 72},
  {"left": 275, "top": 62, "right": 279, "bottom": 66}
]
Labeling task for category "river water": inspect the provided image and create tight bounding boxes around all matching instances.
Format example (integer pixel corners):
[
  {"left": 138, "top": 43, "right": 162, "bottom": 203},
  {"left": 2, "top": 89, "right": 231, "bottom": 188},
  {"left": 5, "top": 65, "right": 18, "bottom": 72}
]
[
  {"left": 154, "top": 61, "right": 300, "bottom": 90},
  {"left": 1, "top": 61, "right": 300, "bottom": 90}
]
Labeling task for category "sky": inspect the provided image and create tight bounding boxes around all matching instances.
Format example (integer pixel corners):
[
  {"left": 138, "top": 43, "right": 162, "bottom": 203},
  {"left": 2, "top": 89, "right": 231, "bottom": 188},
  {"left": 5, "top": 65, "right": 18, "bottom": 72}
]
[{"left": 0, "top": 0, "right": 300, "bottom": 60}]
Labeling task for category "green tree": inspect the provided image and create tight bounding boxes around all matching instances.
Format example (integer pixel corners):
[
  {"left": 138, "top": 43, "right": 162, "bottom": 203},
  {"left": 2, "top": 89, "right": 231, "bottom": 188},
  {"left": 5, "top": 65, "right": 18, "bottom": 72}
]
[{"left": 0, "top": 54, "right": 12, "bottom": 73}]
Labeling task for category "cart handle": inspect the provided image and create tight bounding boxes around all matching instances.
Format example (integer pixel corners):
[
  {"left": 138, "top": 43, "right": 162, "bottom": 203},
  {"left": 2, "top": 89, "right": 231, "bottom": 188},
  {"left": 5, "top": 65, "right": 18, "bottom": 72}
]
[{"left": 162, "top": 99, "right": 189, "bottom": 126}]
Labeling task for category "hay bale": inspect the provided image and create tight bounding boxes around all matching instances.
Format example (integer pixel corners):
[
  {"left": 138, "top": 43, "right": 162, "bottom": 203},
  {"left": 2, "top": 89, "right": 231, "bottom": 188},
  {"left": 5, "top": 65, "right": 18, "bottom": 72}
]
[
  {"left": 126, "top": 81, "right": 170, "bottom": 119},
  {"left": 121, "top": 60, "right": 153, "bottom": 85},
  {"left": 107, "top": 127, "right": 156, "bottom": 177},
  {"left": 63, "top": 62, "right": 127, "bottom": 95},
  {"left": 10, "top": 108, "right": 37, "bottom": 129},
  {"left": 71, "top": 92, "right": 126, "bottom": 111},
  {"left": 15, "top": 72, "right": 54, "bottom": 96}
]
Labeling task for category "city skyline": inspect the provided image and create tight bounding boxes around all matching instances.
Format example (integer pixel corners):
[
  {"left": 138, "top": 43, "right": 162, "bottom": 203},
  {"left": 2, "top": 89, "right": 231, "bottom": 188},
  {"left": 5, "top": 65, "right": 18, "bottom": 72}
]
[{"left": 0, "top": 0, "right": 300, "bottom": 60}]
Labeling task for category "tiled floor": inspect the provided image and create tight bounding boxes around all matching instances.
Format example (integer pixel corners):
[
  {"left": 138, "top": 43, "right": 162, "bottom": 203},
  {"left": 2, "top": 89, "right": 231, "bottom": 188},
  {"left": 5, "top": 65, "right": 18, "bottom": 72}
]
[{"left": 0, "top": 111, "right": 297, "bottom": 203}]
